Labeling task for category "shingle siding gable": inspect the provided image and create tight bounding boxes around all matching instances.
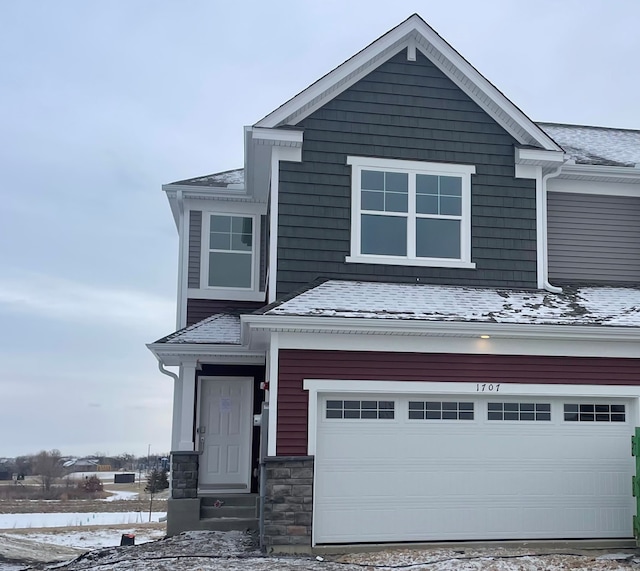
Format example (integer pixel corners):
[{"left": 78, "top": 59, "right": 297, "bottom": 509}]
[{"left": 276, "top": 50, "right": 537, "bottom": 297}]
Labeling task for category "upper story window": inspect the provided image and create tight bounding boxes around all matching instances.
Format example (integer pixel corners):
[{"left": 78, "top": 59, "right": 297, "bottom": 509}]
[
  {"left": 205, "top": 214, "right": 254, "bottom": 289},
  {"left": 346, "top": 157, "right": 476, "bottom": 268}
]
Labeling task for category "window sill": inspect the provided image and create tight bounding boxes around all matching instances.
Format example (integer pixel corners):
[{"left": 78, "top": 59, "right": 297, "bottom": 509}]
[
  {"left": 345, "top": 255, "right": 476, "bottom": 269},
  {"left": 187, "top": 288, "right": 267, "bottom": 302}
]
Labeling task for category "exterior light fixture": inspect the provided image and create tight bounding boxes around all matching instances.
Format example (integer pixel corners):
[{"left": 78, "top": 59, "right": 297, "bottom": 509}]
[{"left": 480, "top": 335, "right": 490, "bottom": 339}]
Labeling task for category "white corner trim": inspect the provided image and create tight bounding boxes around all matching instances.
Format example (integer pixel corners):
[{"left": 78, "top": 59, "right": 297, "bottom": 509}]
[
  {"left": 267, "top": 334, "right": 279, "bottom": 456},
  {"left": 268, "top": 152, "right": 280, "bottom": 304},
  {"left": 536, "top": 168, "right": 545, "bottom": 289},
  {"left": 268, "top": 146, "right": 303, "bottom": 303},
  {"left": 176, "top": 191, "right": 188, "bottom": 330},
  {"left": 177, "top": 363, "right": 198, "bottom": 451}
]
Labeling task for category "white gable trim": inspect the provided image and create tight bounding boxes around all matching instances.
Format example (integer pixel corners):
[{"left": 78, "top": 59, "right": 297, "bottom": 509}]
[{"left": 255, "top": 14, "right": 561, "bottom": 151}]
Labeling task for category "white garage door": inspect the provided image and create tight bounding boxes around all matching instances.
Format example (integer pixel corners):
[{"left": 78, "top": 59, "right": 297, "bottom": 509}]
[{"left": 314, "top": 394, "right": 635, "bottom": 544}]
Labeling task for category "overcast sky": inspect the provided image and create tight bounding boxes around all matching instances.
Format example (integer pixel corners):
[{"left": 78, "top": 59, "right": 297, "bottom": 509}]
[{"left": 1, "top": 0, "right": 638, "bottom": 459}]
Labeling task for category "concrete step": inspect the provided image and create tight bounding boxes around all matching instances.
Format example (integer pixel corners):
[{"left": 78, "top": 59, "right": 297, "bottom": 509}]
[
  {"left": 200, "top": 494, "right": 258, "bottom": 508},
  {"left": 198, "top": 517, "right": 259, "bottom": 532},
  {"left": 200, "top": 504, "right": 257, "bottom": 519}
]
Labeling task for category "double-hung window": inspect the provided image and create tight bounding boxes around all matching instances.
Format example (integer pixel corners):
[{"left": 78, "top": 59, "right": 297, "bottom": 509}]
[
  {"left": 346, "top": 157, "right": 475, "bottom": 268},
  {"left": 205, "top": 214, "right": 254, "bottom": 289}
]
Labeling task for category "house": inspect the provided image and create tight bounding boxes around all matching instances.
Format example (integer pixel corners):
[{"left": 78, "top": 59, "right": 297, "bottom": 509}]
[{"left": 147, "top": 14, "right": 640, "bottom": 551}]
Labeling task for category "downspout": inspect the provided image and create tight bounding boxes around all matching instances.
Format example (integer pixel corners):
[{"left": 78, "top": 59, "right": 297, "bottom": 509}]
[
  {"left": 157, "top": 359, "right": 179, "bottom": 384},
  {"left": 540, "top": 166, "right": 564, "bottom": 293},
  {"left": 156, "top": 359, "right": 179, "bottom": 495}
]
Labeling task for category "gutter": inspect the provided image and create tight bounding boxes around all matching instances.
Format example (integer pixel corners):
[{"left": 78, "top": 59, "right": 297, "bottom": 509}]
[{"left": 243, "top": 314, "right": 640, "bottom": 342}]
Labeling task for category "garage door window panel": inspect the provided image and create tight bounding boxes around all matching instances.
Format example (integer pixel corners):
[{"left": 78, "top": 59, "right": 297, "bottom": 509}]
[
  {"left": 326, "top": 400, "right": 395, "bottom": 420},
  {"left": 487, "top": 402, "right": 551, "bottom": 421},
  {"left": 564, "top": 403, "right": 626, "bottom": 422},
  {"left": 408, "top": 401, "right": 474, "bottom": 420}
]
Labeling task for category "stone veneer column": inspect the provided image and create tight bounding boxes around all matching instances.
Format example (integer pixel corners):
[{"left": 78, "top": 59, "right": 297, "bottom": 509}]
[
  {"left": 167, "top": 451, "right": 200, "bottom": 536},
  {"left": 262, "top": 456, "right": 314, "bottom": 553},
  {"left": 171, "top": 451, "right": 199, "bottom": 498}
]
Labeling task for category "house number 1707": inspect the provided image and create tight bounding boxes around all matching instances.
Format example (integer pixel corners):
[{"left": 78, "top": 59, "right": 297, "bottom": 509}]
[{"left": 476, "top": 383, "right": 500, "bottom": 392}]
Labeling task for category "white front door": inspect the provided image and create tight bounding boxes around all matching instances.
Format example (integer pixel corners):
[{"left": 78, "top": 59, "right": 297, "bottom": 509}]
[{"left": 198, "top": 377, "right": 253, "bottom": 492}]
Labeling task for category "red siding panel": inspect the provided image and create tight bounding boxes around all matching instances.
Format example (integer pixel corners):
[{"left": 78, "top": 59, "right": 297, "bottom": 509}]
[{"left": 276, "top": 350, "right": 640, "bottom": 456}]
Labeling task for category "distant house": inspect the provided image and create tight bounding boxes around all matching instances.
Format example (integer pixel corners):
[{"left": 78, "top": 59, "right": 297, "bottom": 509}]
[
  {"left": 148, "top": 14, "right": 640, "bottom": 550},
  {"left": 63, "top": 458, "right": 99, "bottom": 471}
]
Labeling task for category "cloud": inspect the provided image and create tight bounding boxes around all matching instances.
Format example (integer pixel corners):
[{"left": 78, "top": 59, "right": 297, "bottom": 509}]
[{"left": 0, "top": 271, "right": 174, "bottom": 333}]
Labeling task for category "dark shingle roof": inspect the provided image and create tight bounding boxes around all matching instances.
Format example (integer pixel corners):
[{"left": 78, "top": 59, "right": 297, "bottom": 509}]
[
  {"left": 538, "top": 123, "right": 640, "bottom": 167},
  {"left": 170, "top": 168, "right": 244, "bottom": 187}
]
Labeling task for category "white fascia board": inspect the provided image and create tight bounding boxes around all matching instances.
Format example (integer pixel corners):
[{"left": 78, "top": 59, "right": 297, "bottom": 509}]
[
  {"left": 243, "top": 314, "right": 640, "bottom": 343},
  {"left": 548, "top": 177, "right": 640, "bottom": 197},
  {"left": 183, "top": 198, "right": 267, "bottom": 215},
  {"left": 255, "top": 15, "right": 561, "bottom": 151},
  {"left": 277, "top": 330, "right": 640, "bottom": 359},
  {"left": 146, "top": 342, "right": 265, "bottom": 367},
  {"left": 557, "top": 163, "right": 640, "bottom": 184},
  {"left": 515, "top": 148, "right": 566, "bottom": 166},
  {"left": 252, "top": 127, "right": 303, "bottom": 147},
  {"left": 164, "top": 185, "right": 253, "bottom": 202}
]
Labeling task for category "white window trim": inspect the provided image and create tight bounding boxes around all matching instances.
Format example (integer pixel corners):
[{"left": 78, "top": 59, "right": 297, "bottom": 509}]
[
  {"left": 199, "top": 212, "right": 260, "bottom": 295},
  {"left": 346, "top": 156, "right": 476, "bottom": 269}
]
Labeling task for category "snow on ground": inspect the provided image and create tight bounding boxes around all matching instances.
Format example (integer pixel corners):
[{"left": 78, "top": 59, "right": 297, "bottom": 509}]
[
  {"left": 9, "top": 526, "right": 165, "bottom": 550},
  {"left": 102, "top": 490, "right": 138, "bottom": 502},
  {"left": 0, "top": 530, "right": 632, "bottom": 571},
  {"left": 0, "top": 512, "right": 166, "bottom": 530}
]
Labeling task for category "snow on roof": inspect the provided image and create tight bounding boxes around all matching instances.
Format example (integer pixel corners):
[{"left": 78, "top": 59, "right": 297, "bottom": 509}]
[
  {"left": 157, "top": 313, "right": 242, "bottom": 344},
  {"left": 265, "top": 280, "right": 640, "bottom": 328},
  {"left": 170, "top": 168, "right": 244, "bottom": 187},
  {"left": 538, "top": 123, "right": 640, "bottom": 167}
]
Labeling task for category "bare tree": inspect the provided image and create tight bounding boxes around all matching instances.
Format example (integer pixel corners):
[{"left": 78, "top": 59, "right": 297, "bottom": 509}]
[{"left": 33, "top": 449, "right": 63, "bottom": 492}]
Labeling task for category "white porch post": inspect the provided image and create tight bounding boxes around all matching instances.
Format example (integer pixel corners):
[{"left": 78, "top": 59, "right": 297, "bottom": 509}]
[
  {"left": 170, "top": 373, "right": 183, "bottom": 451},
  {"left": 176, "top": 361, "right": 198, "bottom": 451}
]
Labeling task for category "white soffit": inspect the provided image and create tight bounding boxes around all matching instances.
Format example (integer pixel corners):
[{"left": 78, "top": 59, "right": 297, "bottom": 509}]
[{"left": 255, "top": 14, "right": 561, "bottom": 151}]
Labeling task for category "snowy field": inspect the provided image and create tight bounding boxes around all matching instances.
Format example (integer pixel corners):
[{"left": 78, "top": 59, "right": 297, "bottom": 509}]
[{"left": 0, "top": 511, "right": 166, "bottom": 530}]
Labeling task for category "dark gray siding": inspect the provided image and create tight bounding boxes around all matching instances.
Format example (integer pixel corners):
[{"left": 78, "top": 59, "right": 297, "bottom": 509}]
[
  {"left": 548, "top": 192, "right": 640, "bottom": 284},
  {"left": 276, "top": 50, "right": 537, "bottom": 297},
  {"left": 188, "top": 211, "right": 202, "bottom": 288},
  {"left": 259, "top": 214, "right": 267, "bottom": 292}
]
